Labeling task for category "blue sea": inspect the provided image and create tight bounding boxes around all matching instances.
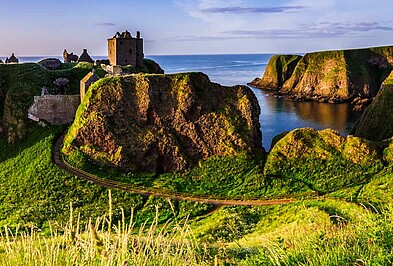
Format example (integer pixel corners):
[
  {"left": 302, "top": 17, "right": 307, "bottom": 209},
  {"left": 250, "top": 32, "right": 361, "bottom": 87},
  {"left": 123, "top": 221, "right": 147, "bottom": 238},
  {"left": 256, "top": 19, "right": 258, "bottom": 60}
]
[{"left": 17, "top": 55, "right": 360, "bottom": 150}]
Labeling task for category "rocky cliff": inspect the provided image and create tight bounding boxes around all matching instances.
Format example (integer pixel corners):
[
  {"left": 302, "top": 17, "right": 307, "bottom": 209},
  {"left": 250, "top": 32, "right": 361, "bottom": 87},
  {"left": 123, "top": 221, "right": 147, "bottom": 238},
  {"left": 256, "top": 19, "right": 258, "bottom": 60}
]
[
  {"left": 250, "top": 46, "right": 393, "bottom": 103},
  {"left": 62, "top": 72, "right": 262, "bottom": 173},
  {"left": 352, "top": 70, "right": 393, "bottom": 141},
  {"left": 249, "top": 55, "right": 301, "bottom": 90}
]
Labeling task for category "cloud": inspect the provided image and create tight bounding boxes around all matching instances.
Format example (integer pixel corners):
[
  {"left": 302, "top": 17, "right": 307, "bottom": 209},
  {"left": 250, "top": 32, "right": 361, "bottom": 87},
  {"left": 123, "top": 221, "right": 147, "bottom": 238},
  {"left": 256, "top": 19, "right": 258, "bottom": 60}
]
[
  {"left": 201, "top": 5, "right": 305, "bottom": 14},
  {"left": 225, "top": 21, "right": 393, "bottom": 39},
  {"left": 95, "top": 22, "right": 116, "bottom": 27}
]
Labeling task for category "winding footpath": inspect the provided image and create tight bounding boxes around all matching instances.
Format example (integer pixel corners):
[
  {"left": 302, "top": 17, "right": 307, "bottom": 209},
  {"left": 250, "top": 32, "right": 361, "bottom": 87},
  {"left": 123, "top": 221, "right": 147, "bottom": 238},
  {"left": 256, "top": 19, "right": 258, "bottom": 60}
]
[{"left": 53, "top": 134, "right": 297, "bottom": 206}]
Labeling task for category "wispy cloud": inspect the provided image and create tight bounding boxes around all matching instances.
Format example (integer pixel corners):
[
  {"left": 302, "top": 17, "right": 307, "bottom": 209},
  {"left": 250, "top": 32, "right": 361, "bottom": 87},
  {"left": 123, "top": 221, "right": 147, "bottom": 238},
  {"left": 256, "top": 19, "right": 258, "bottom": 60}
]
[
  {"left": 225, "top": 21, "right": 393, "bottom": 39},
  {"left": 155, "top": 21, "right": 393, "bottom": 43},
  {"left": 95, "top": 22, "right": 116, "bottom": 27},
  {"left": 201, "top": 5, "right": 305, "bottom": 14}
]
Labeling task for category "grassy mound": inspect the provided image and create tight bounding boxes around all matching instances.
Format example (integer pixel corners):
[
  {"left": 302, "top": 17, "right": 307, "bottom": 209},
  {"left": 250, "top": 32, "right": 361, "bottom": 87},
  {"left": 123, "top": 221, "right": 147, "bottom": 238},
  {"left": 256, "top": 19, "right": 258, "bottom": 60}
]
[{"left": 264, "top": 128, "right": 385, "bottom": 193}]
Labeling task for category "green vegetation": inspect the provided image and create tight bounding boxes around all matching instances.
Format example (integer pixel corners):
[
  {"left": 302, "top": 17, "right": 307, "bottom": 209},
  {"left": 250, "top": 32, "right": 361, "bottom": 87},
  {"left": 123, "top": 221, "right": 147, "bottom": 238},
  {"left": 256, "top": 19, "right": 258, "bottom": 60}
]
[
  {"left": 1, "top": 199, "right": 392, "bottom": 265},
  {"left": 0, "top": 205, "right": 205, "bottom": 266},
  {"left": 1, "top": 124, "right": 392, "bottom": 265},
  {"left": 264, "top": 128, "right": 385, "bottom": 194},
  {"left": 0, "top": 126, "right": 212, "bottom": 232},
  {"left": 1, "top": 57, "right": 393, "bottom": 265}
]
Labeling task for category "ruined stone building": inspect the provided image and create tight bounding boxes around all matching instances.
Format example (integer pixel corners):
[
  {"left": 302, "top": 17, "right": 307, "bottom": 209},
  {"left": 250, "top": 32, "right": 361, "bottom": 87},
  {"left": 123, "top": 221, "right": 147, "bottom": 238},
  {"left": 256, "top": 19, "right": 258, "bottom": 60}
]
[
  {"left": 63, "top": 49, "right": 94, "bottom": 63},
  {"left": 80, "top": 69, "right": 100, "bottom": 101},
  {"left": 63, "top": 49, "right": 79, "bottom": 62},
  {"left": 5, "top": 53, "right": 19, "bottom": 64},
  {"left": 28, "top": 94, "right": 80, "bottom": 125},
  {"left": 108, "top": 30, "right": 144, "bottom": 67},
  {"left": 78, "top": 49, "right": 94, "bottom": 63}
]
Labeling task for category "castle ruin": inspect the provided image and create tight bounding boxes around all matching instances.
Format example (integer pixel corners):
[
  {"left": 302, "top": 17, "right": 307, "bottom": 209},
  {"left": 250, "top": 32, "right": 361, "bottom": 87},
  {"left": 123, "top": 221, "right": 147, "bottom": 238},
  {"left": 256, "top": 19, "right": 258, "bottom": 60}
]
[{"left": 108, "top": 30, "right": 144, "bottom": 67}]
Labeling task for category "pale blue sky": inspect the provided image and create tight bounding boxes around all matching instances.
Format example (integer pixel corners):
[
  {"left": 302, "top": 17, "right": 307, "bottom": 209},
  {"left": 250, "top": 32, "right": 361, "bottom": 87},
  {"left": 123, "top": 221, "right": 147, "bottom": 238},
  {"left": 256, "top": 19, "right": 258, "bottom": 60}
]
[{"left": 1, "top": 0, "right": 393, "bottom": 56}]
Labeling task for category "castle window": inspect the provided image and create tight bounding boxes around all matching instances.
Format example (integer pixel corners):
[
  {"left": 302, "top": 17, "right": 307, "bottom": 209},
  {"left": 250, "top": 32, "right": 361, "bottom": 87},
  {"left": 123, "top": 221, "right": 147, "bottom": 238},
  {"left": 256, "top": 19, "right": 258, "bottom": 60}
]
[
  {"left": 120, "top": 41, "right": 123, "bottom": 45},
  {"left": 129, "top": 49, "right": 132, "bottom": 54}
]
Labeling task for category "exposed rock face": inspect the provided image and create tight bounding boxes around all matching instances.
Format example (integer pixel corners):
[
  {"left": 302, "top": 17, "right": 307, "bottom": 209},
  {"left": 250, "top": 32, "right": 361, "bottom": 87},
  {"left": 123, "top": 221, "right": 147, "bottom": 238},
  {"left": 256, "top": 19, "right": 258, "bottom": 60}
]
[
  {"left": 39, "top": 58, "right": 62, "bottom": 70},
  {"left": 250, "top": 46, "right": 393, "bottom": 103},
  {"left": 264, "top": 128, "right": 382, "bottom": 192},
  {"left": 352, "top": 70, "right": 393, "bottom": 141},
  {"left": 63, "top": 72, "right": 262, "bottom": 173},
  {"left": 249, "top": 55, "right": 301, "bottom": 90}
]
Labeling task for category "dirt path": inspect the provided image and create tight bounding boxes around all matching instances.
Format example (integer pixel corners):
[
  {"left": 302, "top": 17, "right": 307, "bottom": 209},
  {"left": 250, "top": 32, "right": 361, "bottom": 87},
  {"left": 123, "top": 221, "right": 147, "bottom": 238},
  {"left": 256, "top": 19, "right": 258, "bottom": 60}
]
[{"left": 53, "top": 134, "right": 297, "bottom": 206}]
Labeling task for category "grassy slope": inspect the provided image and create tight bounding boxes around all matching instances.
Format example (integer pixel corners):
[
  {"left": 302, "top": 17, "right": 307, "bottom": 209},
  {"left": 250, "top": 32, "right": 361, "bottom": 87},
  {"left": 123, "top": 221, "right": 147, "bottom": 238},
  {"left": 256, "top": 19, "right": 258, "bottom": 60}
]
[
  {"left": 0, "top": 126, "right": 212, "bottom": 231},
  {"left": 1, "top": 125, "right": 392, "bottom": 265}
]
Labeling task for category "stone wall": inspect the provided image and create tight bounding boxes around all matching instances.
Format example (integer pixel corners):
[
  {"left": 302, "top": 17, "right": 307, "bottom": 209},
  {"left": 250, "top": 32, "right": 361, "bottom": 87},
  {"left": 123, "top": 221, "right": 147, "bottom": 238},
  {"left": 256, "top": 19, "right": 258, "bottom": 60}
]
[{"left": 28, "top": 95, "right": 80, "bottom": 125}]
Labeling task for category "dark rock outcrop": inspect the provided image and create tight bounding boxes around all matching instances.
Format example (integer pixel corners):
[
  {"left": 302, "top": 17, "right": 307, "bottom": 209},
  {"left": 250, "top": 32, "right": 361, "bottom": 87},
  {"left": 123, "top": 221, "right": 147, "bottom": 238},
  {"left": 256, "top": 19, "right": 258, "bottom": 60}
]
[
  {"left": 39, "top": 58, "right": 62, "bottom": 70},
  {"left": 63, "top": 72, "right": 262, "bottom": 173},
  {"left": 352, "top": 70, "right": 393, "bottom": 141},
  {"left": 250, "top": 46, "right": 393, "bottom": 103}
]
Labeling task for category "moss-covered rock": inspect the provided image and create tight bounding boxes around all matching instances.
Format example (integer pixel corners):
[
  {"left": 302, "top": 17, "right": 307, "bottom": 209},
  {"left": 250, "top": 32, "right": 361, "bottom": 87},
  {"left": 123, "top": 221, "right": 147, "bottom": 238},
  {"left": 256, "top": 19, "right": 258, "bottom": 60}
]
[
  {"left": 248, "top": 55, "right": 301, "bottom": 90},
  {"left": 251, "top": 46, "right": 393, "bottom": 103},
  {"left": 352, "top": 70, "right": 393, "bottom": 141},
  {"left": 264, "top": 128, "right": 383, "bottom": 192},
  {"left": 63, "top": 72, "right": 262, "bottom": 173},
  {"left": 121, "top": 58, "right": 165, "bottom": 74}
]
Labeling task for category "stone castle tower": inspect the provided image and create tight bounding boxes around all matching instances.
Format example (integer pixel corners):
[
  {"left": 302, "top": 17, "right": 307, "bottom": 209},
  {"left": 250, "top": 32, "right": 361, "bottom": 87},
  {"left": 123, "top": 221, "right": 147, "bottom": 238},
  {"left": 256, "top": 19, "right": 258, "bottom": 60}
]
[{"left": 108, "top": 30, "right": 144, "bottom": 67}]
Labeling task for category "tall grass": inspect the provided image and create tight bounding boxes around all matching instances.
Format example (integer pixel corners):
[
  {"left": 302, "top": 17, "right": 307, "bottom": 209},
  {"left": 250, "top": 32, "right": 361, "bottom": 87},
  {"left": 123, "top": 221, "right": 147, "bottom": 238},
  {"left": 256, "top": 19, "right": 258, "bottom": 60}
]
[
  {"left": 239, "top": 204, "right": 393, "bottom": 266},
  {"left": 0, "top": 194, "right": 207, "bottom": 266}
]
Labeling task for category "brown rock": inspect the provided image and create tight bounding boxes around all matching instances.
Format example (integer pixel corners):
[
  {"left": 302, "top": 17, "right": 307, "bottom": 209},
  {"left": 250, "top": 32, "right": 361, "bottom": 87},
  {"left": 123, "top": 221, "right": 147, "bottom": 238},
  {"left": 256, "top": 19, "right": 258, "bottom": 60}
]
[{"left": 63, "top": 72, "right": 263, "bottom": 173}]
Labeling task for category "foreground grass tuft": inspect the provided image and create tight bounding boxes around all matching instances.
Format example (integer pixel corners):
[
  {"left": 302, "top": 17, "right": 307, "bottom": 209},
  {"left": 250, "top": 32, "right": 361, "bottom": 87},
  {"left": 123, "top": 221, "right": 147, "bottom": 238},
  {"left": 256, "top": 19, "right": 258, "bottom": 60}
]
[{"left": 0, "top": 204, "right": 206, "bottom": 266}]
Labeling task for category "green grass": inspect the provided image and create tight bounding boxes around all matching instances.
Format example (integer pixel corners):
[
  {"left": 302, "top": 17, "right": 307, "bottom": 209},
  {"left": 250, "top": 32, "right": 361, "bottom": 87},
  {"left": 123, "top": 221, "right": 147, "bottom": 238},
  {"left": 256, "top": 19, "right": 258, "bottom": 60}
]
[
  {"left": 264, "top": 128, "right": 385, "bottom": 194},
  {"left": 237, "top": 203, "right": 393, "bottom": 265},
  {"left": 0, "top": 126, "right": 213, "bottom": 232},
  {"left": 0, "top": 203, "right": 206, "bottom": 266},
  {"left": 1, "top": 125, "right": 392, "bottom": 265},
  {"left": 1, "top": 197, "right": 392, "bottom": 265}
]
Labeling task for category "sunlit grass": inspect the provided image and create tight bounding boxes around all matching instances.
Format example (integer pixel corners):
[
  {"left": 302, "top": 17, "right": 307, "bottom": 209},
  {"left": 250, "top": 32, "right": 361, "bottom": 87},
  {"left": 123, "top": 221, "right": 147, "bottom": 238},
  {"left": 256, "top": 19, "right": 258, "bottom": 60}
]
[{"left": 0, "top": 199, "right": 207, "bottom": 266}]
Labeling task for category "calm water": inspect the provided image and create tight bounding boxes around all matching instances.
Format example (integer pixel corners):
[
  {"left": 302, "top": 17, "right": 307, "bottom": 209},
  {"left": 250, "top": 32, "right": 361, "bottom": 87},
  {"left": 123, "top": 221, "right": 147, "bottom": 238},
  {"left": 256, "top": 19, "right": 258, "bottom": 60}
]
[{"left": 18, "top": 55, "right": 361, "bottom": 150}]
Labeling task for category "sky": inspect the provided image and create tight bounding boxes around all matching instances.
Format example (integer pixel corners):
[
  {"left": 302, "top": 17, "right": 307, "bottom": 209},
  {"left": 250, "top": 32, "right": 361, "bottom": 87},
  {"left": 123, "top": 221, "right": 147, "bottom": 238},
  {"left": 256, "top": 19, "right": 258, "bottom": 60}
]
[{"left": 1, "top": 0, "right": 393, "bottom": 56}]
